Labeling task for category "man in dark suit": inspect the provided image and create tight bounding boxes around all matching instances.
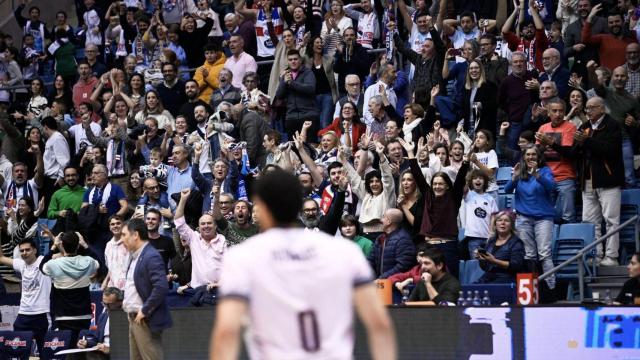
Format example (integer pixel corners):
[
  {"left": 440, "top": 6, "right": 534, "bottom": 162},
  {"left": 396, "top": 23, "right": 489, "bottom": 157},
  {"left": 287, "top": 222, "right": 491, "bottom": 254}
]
[
  {"left": 539, "top": 48, "right": 571, "bottom": 99},
  {"left": 76, "top": 287, "right": 123, "bottom": 359},
  {"left": 121, "top": 218, "right": 172, "bottom": 360}
]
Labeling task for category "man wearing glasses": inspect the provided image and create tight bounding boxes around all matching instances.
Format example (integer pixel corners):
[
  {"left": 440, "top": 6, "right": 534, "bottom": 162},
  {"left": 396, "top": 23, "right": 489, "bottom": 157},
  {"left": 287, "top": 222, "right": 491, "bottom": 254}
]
[
  {"left": 0, "top": 239, "right": 52, "bottom": 355},
  {"left": 81, "top": 164, "right": 129, "bottom": 258},
  {"left": 333, "top": 74, "right": 364, "bottom": 119},
  {"left": 572, "top": 96, "right": 624, "bottom": 266}
]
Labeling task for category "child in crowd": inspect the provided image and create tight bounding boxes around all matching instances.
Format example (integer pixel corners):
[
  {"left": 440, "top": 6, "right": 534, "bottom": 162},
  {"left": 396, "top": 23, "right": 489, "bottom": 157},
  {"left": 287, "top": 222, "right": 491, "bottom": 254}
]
[
  {"left": 463, "top": 169, "right": 499, "bottom": 256},
  {"left": 139, "top": 147, "right": 169, "bottom": 191},
  {"left": 469, "top": 129, "right": 499, "bottom": 199}
]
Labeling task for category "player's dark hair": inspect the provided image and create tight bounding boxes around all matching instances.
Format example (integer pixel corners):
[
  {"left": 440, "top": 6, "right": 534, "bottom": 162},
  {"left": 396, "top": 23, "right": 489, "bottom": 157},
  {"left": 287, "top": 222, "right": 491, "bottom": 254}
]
[
  {"left": 61, "top": 232, "right": 80, "bottom": 254},
  {"left": 253, "top": 169, "right": 303, "bottom": 225},
  {"left": 327, "top": 161, "right": 343, "bottom": 174},
  {"left": 423, "top": 248, "right": 446, "bottom": 268},
  {"left": 125, "top": 218, "right": 149, "bottom": 240}
]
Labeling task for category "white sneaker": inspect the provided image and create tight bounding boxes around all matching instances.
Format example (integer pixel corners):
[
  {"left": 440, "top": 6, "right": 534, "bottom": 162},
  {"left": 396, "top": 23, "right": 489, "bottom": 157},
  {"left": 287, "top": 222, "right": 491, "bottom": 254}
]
[
  {"left": 599, "top": 257, "right": 619, "bottom": 266},
  {"left": 587, "top": 257, "right": 602, "bottom": 266}
]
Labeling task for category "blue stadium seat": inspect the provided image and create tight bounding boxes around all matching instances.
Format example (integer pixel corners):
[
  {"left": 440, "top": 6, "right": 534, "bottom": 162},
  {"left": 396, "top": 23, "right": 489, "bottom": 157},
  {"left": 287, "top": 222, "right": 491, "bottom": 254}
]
[
  {"left": 40, "top": 330, "right": 72, "bottom": 360},
  {"left": 460, "top": 260, "right": 485, "bottom": 285},
  {"left": 619, "top": 189, "right": 640, "bottom": 264},
  {"left": 0, "top": 331, "right": 34, "bottom": 360},
  {"left": 553, "top": 223, "right": 596, "bottom": 299},
  {"left": 497, "top": 194, "right": 514, "bottom": 210},
  {"left": 496, "top": 167, "right": 512, "bottom": 194}
]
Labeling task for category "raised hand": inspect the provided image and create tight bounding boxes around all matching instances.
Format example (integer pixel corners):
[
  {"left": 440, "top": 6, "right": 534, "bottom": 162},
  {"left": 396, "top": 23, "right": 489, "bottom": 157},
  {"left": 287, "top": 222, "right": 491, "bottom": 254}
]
[
  {"left": 430, "top": 84, "right": 440, "bottom": 99},
  {"left": 499, "top": 122, "right": 510, "bottom": 136}
]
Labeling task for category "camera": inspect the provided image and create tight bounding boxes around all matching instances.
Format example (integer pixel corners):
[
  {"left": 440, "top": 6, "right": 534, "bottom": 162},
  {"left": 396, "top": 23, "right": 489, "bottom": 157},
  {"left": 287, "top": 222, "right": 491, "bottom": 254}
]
[{"left": 477, "top": 247, "right": 488, "bottom": 255}]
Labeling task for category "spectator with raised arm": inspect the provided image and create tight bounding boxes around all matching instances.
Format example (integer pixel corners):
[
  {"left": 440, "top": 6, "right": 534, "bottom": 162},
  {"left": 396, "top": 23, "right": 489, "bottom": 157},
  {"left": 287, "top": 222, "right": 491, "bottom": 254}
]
[
  {"left": 582, "top": 3, "right": 638, "bottom": 70},
  {"left": 175, "top": 188, "right": 228, "bottom": 292}
]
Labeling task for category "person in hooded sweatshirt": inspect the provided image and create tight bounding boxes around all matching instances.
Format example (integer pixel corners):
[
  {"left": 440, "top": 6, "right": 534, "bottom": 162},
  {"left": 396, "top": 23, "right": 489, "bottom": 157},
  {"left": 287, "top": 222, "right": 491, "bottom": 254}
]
[{"left": 40, "top": 231, "right": 100, "bottom": 345}]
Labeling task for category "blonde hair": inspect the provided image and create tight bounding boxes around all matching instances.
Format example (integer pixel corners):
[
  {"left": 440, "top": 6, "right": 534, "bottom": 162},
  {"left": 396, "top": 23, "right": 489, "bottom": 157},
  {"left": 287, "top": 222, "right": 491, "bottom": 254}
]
[{"left": 464, "top": 59, "right": 486, "bottom": 90}]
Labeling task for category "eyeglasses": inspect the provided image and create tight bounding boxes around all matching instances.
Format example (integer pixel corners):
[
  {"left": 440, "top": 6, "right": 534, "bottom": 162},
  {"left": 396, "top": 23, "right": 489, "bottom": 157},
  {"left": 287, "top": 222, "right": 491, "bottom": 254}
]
[
  {"left": 585, "top": 105, "right": 602, "bottom": 111},
  {"left": 92, "top": 171, "right": 106, "bottom": 175},
  {"left": 220, "top": 201, "right": 233, "bottom": 205},
  {"left": 145, "top": 185, "right": 159, "bottom": 190}
]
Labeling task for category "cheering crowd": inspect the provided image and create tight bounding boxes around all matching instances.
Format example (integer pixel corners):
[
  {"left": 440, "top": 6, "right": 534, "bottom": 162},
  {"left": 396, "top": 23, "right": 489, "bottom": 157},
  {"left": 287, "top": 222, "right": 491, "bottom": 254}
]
[{"left": 0, "top": 0, "right": 640, "bottom": 357}]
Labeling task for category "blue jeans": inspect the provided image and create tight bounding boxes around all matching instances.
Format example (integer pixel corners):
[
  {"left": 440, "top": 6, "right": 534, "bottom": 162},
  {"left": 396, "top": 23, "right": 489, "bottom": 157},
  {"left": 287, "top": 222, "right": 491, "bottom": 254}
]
[
  {"left": 552, "top": 179, "right": 577, "bottom": 223},
  {"left": 507, "top": 121, "right": 523, "bottom": 152},
  {"left": 466, "top": 236, "right": 488, "bottom": 257},
  {"left": 622, "top": 138, "right": 636, "bottom": 188},
  {"left": 516, "top": 215, "right": 556, "bottom": 289},
  {"left": 316, "top": 93, "right": 334, "bottom": 129},
  {"left": 430, "top": 241, "right": 460, "bottom": 280}
]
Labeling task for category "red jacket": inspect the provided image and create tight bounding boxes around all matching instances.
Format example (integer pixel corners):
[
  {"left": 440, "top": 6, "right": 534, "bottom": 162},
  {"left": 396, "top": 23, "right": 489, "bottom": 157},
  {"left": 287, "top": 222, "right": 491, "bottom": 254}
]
[
  {"left": 387, "top": 264, "right": 422, "bottom": 286},
  {"left": 503, "top": 29, "right": 549, "bottom": 72},
  {"left": 582, "top": 21, "right": 638, "bottom": 70},
  {"left": 318, "top": 118, "right": 366, "bottom": 154}
]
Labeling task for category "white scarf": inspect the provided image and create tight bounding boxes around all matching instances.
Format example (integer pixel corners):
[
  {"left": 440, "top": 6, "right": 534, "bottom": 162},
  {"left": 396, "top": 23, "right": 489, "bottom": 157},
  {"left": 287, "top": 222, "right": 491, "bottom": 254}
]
[
  {"left": 402, "top": 117, "right": 423, "bottom": 144},
  {"left": 88, "top": 182, "right": 112, "bottom": 206}
]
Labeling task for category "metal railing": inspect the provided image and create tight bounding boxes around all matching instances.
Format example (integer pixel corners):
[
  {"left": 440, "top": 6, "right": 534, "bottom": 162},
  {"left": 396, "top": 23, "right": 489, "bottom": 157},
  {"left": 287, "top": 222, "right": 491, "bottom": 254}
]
[{"left": 539, "top": 215, "right": 640, "bottom": 302}]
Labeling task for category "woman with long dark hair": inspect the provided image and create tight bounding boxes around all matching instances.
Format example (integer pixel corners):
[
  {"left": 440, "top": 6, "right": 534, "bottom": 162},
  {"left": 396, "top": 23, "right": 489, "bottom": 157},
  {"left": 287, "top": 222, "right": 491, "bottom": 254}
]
[
  {"left": 407, "top": 137, "right": 470, "bottom": 278},
  {"left": 1, "top": 197, "right": 44, "bottom": 258},
  {"left": 134, "top": 90, "right": 174, "bottom": 129},
  {"left": 304, "top": 35, "right": 338, "bottom": 129},
  {"left": 339, "top": 140, "right": 395, "bottom": 240},
  {"left": 22, "top": 127, "right": 45, "bottom": 178},
  {"left": 318, "top": 101, "right": 365, "bottom": 153},
  {"left": 565, "top": 88, "right": 588, "bottom": 129},
  {"left": 47, "top": 75, "right": 73, "bottom": 111},
  {"left": 505, "top": 145, "right": 557, "bottom": 291},
  {"left": 126, "top": 73, "right": 146, "bottom": 114}
]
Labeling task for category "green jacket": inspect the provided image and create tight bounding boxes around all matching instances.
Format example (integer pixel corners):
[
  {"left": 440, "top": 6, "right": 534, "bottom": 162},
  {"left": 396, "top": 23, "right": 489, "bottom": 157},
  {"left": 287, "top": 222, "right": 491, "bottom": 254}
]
[
  {"left": 47, "top": 185, "right": 86, "bottom": 219},
  {"left": 54, "top": 42, "right": 77, "bottom": 78},
  {"left": 353, "top": 235, "right": 373, "bottom": 257}
]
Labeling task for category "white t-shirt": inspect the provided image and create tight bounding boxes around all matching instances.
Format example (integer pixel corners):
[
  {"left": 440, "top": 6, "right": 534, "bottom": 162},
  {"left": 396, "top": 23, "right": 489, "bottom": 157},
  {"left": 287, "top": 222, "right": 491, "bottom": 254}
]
[
  {"left": 449, "top": 27, "right": 479, "bottom": 49},
  {"left": 464, "top": 191, "right": 498, "bottom": 238},
  {"left": 474, "top": 150, "right": 499, "bottom": 192},
  {"left": 219, "top": 228, "right": 373, "bottom": 360},
  {"left": 13, "top": 256, "right": 52, "bottom": 314},
  {"left": 68, "top": 123, "right": 102, "bottom": 154}
]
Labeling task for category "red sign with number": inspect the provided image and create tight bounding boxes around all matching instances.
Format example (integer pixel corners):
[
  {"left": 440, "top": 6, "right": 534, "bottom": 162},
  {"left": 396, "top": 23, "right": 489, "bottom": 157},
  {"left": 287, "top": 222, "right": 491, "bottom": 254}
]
[{"left": 516, "top": 273, "right": 539, "bottom": 305}]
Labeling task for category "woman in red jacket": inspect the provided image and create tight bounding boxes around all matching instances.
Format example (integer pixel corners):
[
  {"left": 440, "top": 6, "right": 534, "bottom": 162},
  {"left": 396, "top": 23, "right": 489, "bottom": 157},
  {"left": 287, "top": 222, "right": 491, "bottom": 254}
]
[{"left": 318, "top": 101, "right": 365, "bottom": 153}]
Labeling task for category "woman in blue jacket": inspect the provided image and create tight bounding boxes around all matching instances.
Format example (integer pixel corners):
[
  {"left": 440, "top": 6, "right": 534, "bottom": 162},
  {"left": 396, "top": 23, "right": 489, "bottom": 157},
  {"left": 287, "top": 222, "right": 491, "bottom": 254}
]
[{"left": 504, "top": 145, "right": 557, "bottom": 290}]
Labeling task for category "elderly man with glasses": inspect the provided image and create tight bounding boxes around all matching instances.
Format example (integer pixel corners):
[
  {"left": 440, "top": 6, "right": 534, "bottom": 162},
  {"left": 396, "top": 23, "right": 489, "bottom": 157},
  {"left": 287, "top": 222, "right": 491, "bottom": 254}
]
[
  {"left": 81, "top": 164, "right": 129, "bottom": 258},
  {"left": 572, "top": 96, "right": 624, "bottom": 266}
]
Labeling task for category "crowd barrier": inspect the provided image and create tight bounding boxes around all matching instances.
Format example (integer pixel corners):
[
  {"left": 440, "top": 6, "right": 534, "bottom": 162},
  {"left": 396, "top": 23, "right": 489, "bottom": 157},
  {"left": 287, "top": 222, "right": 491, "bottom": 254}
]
[{"left": 107, "top": 305, "right": 639, "bottom": 359}]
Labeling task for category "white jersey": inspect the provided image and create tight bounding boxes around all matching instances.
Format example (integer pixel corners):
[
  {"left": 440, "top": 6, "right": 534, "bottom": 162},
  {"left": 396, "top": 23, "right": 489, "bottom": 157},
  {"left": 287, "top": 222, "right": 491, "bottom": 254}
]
[
  {"left": 13, "top": 256, "right": 52, "bottom": 315},
  {"left": 219, "top": 228, "right": 373, "bottom": 360}
]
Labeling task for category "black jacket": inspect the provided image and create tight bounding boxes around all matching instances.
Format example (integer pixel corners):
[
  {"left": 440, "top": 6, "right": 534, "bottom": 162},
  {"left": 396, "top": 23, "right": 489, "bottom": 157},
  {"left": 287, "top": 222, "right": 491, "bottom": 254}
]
[
  {"left": 461, "top": 81, "right": 498, "bottom": 135},
  {"left": 572, "top": 115, "right": 625, "bottom": 189},
  {"left": 275, "top": 65, "right": 319, "bottom": 122}
]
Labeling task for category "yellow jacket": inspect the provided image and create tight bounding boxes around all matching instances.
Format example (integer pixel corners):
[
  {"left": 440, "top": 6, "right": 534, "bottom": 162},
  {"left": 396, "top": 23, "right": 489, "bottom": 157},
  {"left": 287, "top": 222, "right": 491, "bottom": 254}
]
[{"left": 193, "top": 54, "right": 227, "bottom": 103}]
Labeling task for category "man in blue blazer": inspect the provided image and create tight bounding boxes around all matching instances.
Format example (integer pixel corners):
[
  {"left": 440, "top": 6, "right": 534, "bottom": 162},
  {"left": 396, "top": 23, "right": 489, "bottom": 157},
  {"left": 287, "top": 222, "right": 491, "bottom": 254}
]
[{"left": 121, "top": 218, "right": 172, "bottom": 360}]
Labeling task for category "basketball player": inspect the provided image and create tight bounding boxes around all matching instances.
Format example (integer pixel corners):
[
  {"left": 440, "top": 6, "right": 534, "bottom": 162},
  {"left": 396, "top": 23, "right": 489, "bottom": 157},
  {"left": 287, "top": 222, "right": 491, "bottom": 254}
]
[{"left": 210, "top": 169, "right": 396, "bottom": 359}]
